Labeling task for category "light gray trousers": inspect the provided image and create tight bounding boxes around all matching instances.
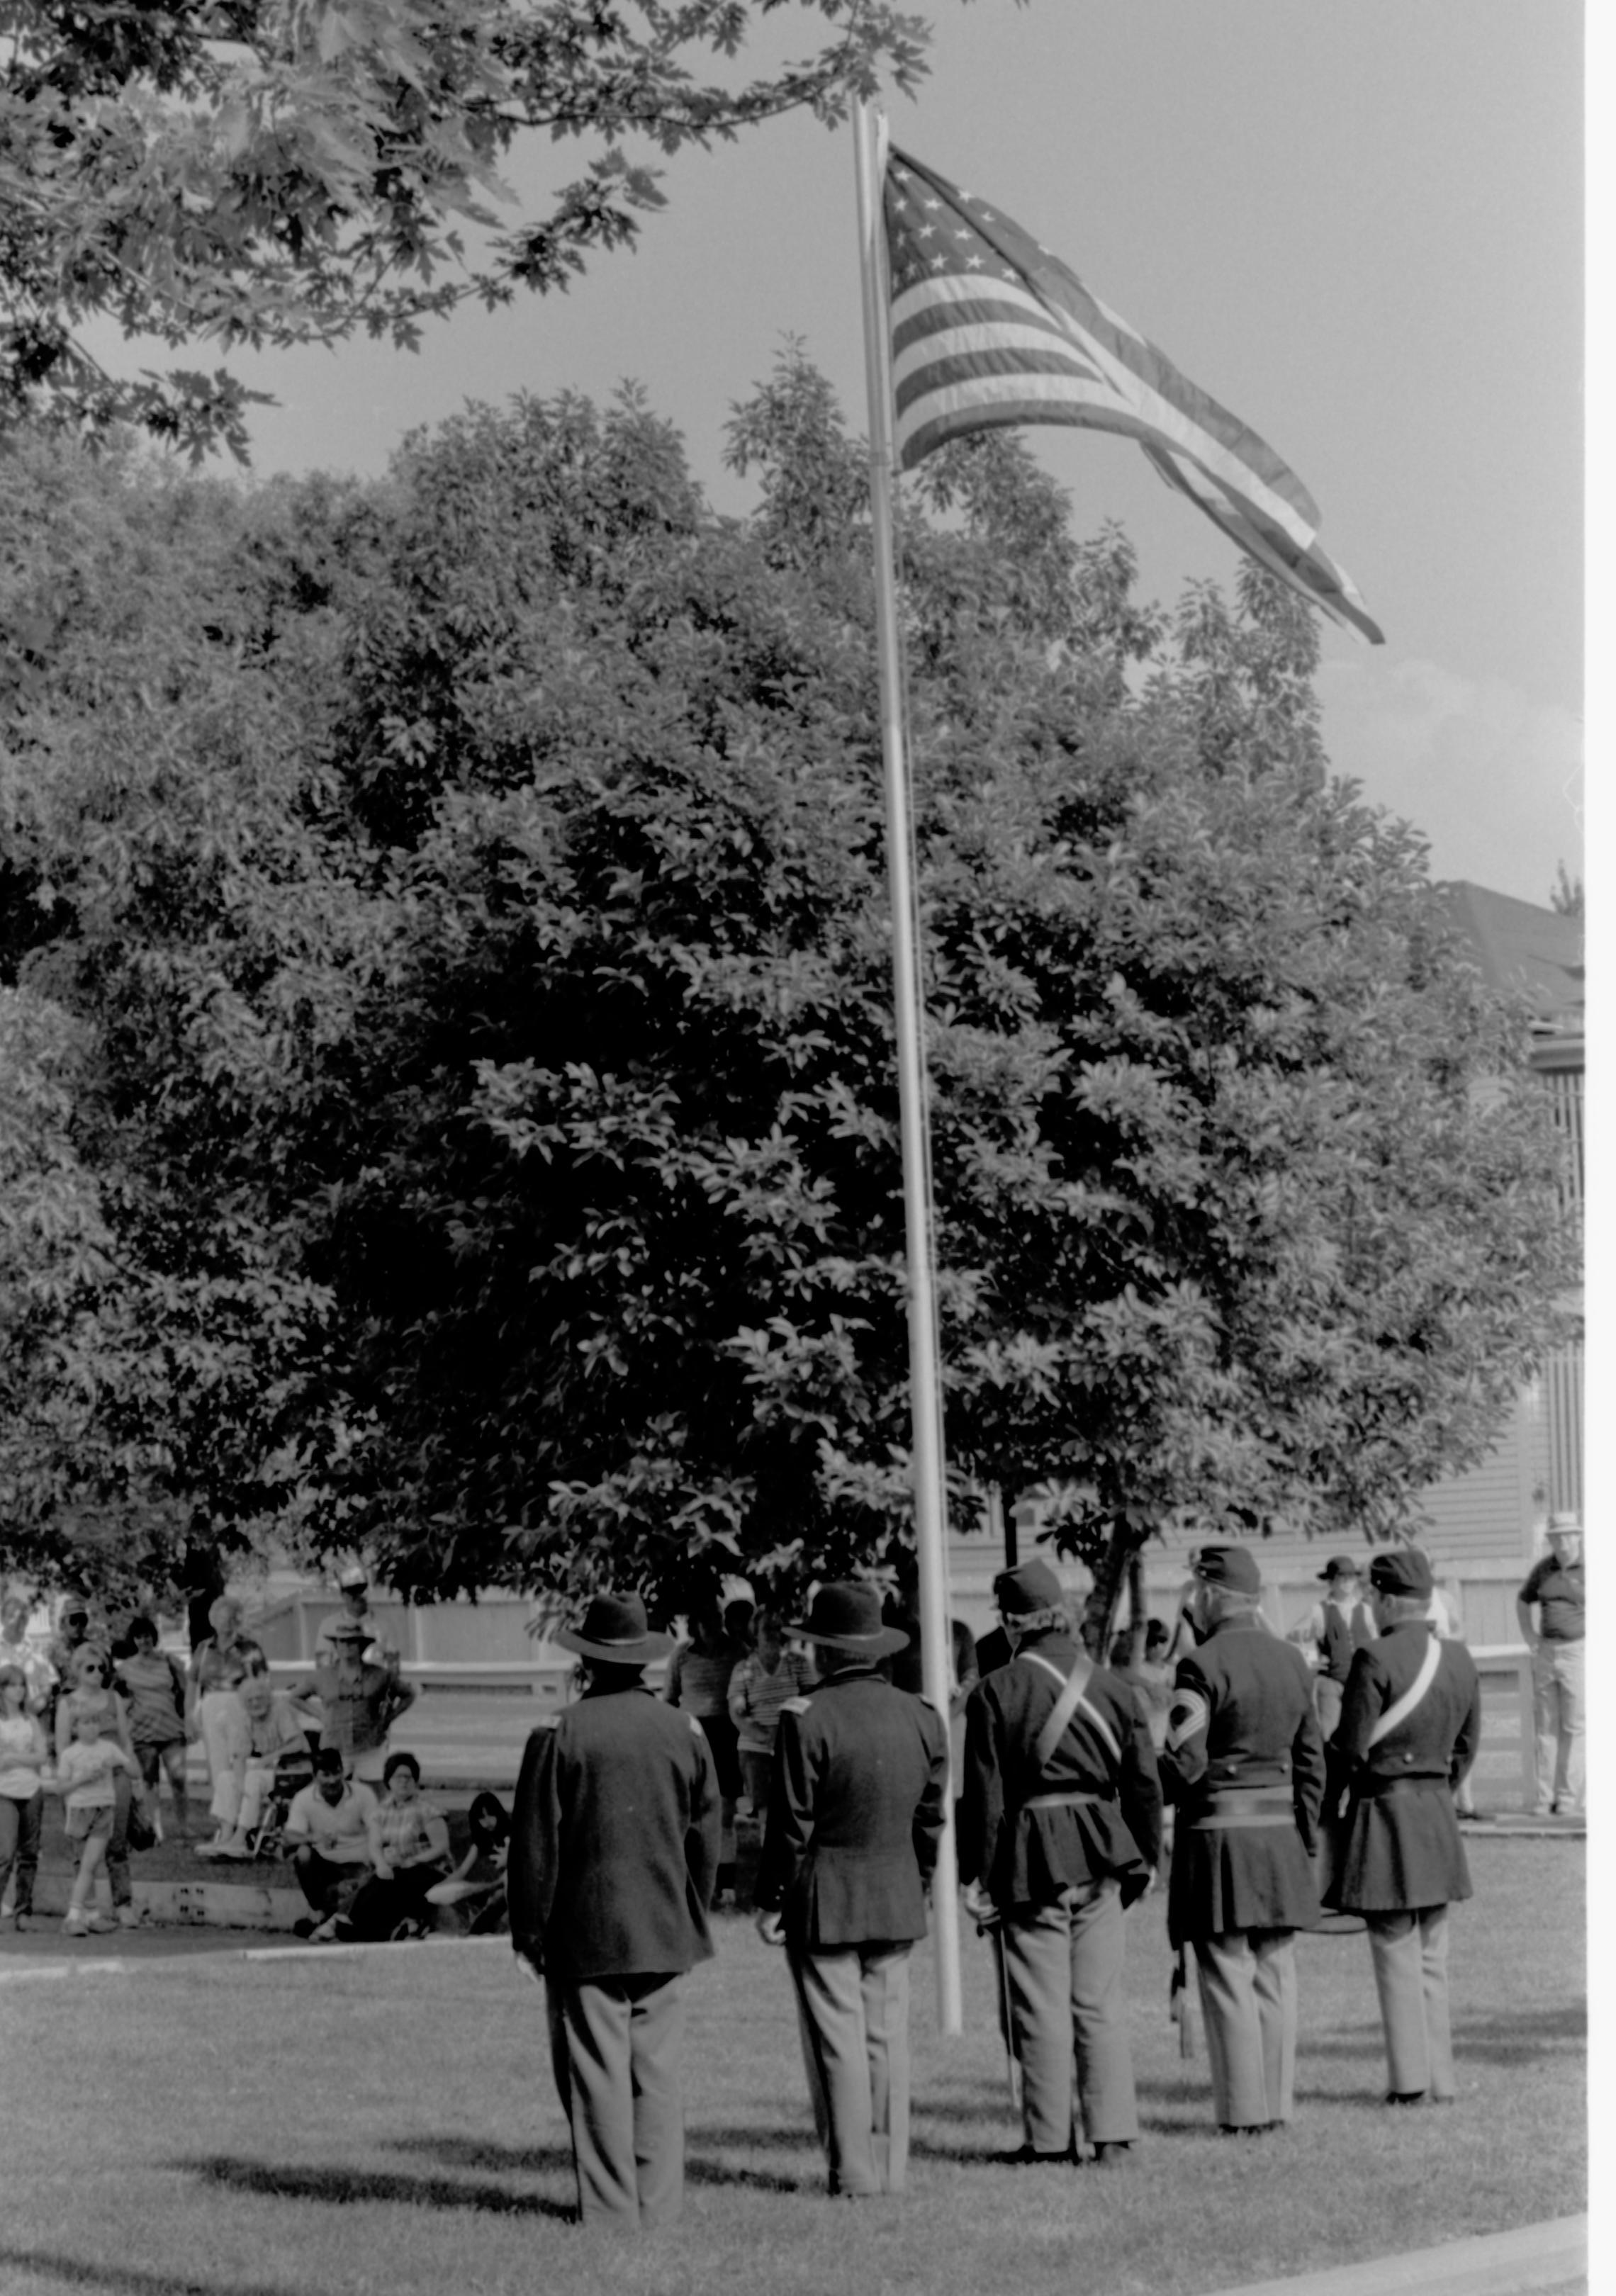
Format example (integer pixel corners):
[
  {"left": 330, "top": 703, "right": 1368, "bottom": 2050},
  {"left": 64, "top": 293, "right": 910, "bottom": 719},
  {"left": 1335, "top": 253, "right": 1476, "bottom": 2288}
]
[
  {"left": 787, "top": 1942, "right": 913, "bottom": 2195},
  {"left": 1192, "top": 1928, "right": 1298, "bottom": 2128},
  {"left": 999, "top": 1879, "right": 1139, "bottom": 2151},
  {"left": 1367, "top": 1903, "right": 1454, "bottom": 2100},
  {"left": 546, "top": 1971, "right": 687, "bottom": 2228}
]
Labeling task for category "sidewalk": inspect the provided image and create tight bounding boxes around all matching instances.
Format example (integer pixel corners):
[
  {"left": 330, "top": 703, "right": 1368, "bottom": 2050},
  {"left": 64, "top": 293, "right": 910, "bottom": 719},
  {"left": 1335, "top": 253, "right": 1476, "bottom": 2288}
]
[{"left": 1199, "top": 2215, "right": 1586, "bottom": 2296}]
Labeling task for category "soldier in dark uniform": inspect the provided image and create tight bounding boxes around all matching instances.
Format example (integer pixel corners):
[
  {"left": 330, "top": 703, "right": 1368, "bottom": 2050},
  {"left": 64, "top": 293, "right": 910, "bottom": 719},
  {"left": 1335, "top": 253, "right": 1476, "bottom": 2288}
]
[
  {"left": 508, "top": 1592, "right": 720, "bottom": 2229},
  {"left": 1160, "top": 1545, "right": 1325, "bottom": 2134},
  {"left": 960, "top": 1558, "right": 1162, "bottom": 2166},
  {"left": 754, "top": 1582, "right": 949, "bottom": 2198},
  {"left": 1324, "top": 1546, "right": 1481, "bottom": 2105}
]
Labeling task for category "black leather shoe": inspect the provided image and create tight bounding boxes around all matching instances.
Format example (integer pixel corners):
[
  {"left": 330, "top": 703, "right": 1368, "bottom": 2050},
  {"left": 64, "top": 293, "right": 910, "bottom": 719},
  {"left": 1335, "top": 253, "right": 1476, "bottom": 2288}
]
[{"left": 1384, "top": 2091, "right": 1427, "bottom": 2107}]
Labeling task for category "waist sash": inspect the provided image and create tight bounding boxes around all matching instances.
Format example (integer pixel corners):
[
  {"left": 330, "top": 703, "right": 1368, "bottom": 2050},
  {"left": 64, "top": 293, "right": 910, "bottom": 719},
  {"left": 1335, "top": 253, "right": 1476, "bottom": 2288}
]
[{"left": 1188, "top": 1783, "right": 1296, "bottom": 1832}]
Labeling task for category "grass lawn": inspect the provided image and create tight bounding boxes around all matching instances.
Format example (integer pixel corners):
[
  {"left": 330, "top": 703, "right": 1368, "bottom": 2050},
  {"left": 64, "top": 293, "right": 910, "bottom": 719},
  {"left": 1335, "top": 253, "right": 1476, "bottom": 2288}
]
[{"left": 3, "top": 1836, "right": 1583, "bottom": 2296}]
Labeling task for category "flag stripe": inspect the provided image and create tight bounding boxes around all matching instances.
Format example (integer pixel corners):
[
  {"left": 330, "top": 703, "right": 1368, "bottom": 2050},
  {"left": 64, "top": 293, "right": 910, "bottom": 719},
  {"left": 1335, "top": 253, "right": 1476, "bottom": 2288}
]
[
  {"left": 894, "top": 337, "right": 1103, "bottom": 416},
  {"left": 900, "top": 381, "right": 1172, "bottom": 475},
  {"left": 892, "top": 279, "right": 1076, "bottom": 357},
  {"left": 882, "top": 144, "right": 1382, "bottom": 644}
]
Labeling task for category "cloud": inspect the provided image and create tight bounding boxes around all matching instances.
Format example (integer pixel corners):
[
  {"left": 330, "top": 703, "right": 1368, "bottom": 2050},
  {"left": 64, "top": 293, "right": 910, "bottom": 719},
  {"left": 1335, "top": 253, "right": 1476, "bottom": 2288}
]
[{"left": 1317, "top": 655, "right": 1584, "bottom": 901}]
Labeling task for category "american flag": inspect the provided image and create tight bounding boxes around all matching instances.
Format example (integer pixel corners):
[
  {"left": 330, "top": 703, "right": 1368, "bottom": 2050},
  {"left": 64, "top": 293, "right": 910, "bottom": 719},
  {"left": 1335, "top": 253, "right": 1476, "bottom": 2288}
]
[{"left": 885, "top": 147, "right": 1383, "bottom": 645}]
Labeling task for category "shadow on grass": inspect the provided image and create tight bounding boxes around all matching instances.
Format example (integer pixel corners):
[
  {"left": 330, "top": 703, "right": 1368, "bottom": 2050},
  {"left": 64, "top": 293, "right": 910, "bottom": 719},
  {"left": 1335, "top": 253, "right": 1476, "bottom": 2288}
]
[
  {"left": 1301, "top": 2002, "right": 1585, "bottom": 2069},
  {"left": 0, "top": 2249, "right": 308, "bottom": 2296},
  {"left": 388, "top": 2133, "right": 571, "bottom": 2176},
  {"left": 391, "top": 2129, "right": 812, "bottom": 2196},
  {"left": 181, "top": 2156, "right": 574, "bottom": 2221}
]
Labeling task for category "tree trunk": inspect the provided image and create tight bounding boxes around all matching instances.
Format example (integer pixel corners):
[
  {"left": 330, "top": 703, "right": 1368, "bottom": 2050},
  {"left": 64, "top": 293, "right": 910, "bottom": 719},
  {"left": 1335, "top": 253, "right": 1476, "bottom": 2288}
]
[
  {"left": 1082, "top": 1517, "right": 1138, "bottom": 1657},
  {"left": 1126, "top": 1551, "right": 1147, "bottom": 1665}
]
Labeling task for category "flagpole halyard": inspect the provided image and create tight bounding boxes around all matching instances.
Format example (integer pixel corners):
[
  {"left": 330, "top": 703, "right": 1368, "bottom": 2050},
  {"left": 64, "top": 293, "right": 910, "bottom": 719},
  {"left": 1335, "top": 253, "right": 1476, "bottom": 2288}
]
[{"left": 853, "top": 95, "right": 963, "bottom": 2039}]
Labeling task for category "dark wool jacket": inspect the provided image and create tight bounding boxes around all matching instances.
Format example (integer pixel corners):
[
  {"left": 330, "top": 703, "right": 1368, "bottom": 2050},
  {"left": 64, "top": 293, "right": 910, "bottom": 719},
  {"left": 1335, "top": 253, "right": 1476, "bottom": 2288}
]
[
  {"left": 507, "top": 1684, "right": 720, "bottom": 1981},
  {"left": 959, "top": 1633, "right": 1162, "bottom": 1908},
  {"left": 1160, "top": 1620, "right": 1325, "bottom": 1947},
  {"left": 753, "top": 1666, "right": 949, "bottom": 1950},
  {"left": 1325, "top": 1621, "right": 1481, "bottom": 1915}
]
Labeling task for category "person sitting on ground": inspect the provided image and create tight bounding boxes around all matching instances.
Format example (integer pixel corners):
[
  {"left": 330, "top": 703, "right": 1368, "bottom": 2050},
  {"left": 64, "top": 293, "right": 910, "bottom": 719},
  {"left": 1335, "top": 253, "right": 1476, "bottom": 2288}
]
[
  {"left": 56, "top": 1705, "right": 138, "bottom": 1937},
  {"left": 201, "top": 1649, "right": 315, "bottom": 1859},
  {"left": 114, "top": 1615, "right": 193, "bottom": 1843},
  {"left": 282, "top": 1745, "right": 380, "bottom": 1938},
  {"left": 55, "top": 1643, "right": 145, "bottom": 1928},
  {"left": 427, "top": 1790, "right": 511, "bottom": 1934},
  {"left": 342, "top": 1752, "right": 451, "bottom": 1941},
  {"left": 0, "top": 1662, "right": 50, "bottom": 1930},
  {"left": 293, "top": 1618, "right": 415, "bottom": 1788}
]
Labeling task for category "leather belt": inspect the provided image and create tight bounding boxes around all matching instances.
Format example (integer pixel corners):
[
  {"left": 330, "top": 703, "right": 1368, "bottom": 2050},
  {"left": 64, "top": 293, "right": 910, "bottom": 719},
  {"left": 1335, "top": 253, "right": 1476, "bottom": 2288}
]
[
  {"left": 1023, "top": 1790, "right": 1105, "bottom": 1812},
  {"left": 1361, "top": 1773, "right": 1449, "bottom": 1798},
  {"left": 1189, "top": 1784, "right": 1296, "bottom": 1832}
]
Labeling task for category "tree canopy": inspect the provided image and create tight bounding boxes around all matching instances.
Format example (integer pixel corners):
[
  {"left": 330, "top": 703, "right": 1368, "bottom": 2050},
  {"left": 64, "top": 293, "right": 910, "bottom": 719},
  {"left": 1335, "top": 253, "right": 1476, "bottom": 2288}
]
[
  {"left": 0, "top": 0, "right": 931, "bottom": 456},
  {"left": 0, "top": 362, "right": 1576, "bottom": 1615}
]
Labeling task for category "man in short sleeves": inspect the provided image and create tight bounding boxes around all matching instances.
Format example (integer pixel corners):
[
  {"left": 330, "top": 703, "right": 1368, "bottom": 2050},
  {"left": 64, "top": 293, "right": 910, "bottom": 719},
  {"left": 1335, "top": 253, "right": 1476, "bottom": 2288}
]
[{"left": 1516, "top": 1514, "right": 1585, "bottom": 1818}]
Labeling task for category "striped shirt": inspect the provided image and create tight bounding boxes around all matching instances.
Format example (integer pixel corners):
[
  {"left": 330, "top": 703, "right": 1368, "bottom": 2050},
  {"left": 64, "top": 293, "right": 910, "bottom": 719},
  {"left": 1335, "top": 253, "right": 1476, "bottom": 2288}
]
[
  {"left": 663, "top": 1645, "right": 738, "bottom": 1721},
  {"left": 727, "top": 1653, "right": 817, "bottom": 1755}
]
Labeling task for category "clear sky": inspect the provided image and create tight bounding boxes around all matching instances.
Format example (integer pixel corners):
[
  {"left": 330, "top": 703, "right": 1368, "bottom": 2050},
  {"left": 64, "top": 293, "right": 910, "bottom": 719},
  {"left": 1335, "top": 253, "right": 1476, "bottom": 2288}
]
[{"left": 103, "top": 2, "right": 1585, "bottom": 906}]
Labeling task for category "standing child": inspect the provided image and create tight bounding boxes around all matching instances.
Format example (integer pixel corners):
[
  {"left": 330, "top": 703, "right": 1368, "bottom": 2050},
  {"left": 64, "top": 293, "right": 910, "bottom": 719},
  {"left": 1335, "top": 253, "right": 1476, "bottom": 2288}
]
[
  {"left": 0, "top": 1663, "right": 50, "bottom": 1930},
  {"left": 115, "top": 1616, "right": 192, "bottom": 1842},
  {"left": 55, "top": 1644, "right": 144, "bottom": 1928},
  {"left": 57, "top": 1708, "right": 135, "bottom": 1936}
]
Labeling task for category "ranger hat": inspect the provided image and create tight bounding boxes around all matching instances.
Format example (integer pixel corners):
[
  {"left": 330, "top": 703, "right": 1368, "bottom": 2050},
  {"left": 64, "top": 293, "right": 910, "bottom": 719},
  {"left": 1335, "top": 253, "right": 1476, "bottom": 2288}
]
[
  {"left": 993, "top": 1558, "right": 1065, "bottom": 1615},
  {"left": 1191, "top": 1545, "right": 1262, "bottom": 1596},
  {"left": 556, "top": 1592, "right": 673, "bottom": 1667},
  {"left": 323, "top": 1616, "right": 372, "bottom": 1644},
  {"left": 1367, "top": 1547, "right": 1434, "bottom": 1599},
  {"left": 337, "top": 1565, "right": 369, "bottom": 1592},
  {"left": 1317, "top": 1554, "right": 1362, "bottom": 1583},
  {"left": 790, "top": 1582, "right": 909, "bottom": 1658}
]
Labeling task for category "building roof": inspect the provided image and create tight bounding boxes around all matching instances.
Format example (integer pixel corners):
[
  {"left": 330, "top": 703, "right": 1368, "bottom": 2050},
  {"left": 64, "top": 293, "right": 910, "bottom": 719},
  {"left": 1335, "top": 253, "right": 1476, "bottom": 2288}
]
[{"left": 1441, "top": 882, "right": 1584, "bottom": 1036}]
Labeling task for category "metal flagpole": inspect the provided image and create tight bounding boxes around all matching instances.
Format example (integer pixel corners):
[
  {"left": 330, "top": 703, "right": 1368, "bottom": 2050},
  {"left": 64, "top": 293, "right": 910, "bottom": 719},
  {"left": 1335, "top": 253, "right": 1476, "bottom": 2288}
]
[{"left": 853, "top": 96, "right": 963, "bottom": 2037}]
